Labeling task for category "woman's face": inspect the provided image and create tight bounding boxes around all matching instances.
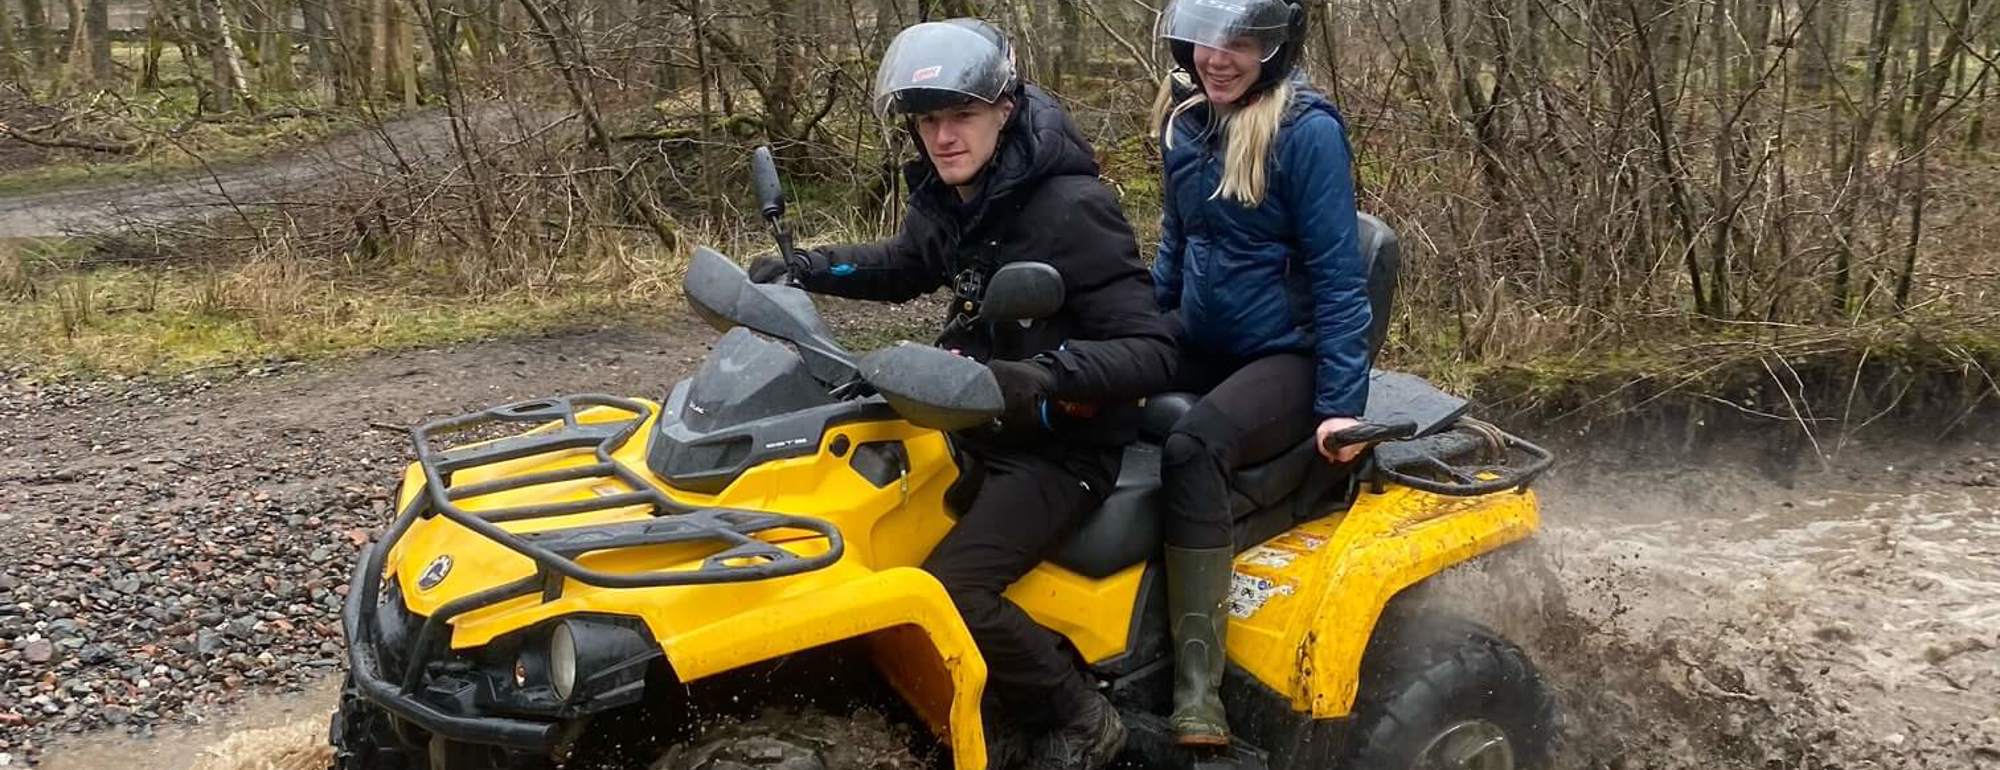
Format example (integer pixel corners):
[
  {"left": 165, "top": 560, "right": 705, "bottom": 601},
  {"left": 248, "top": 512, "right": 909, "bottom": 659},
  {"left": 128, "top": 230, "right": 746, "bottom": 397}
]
[{"left": 1194, "top": 38, "right": 1266, "bottom": 106}]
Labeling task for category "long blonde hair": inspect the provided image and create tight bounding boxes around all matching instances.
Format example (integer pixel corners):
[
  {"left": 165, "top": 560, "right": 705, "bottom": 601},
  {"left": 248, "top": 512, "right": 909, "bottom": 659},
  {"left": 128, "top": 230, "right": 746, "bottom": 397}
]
[{"left": 1153, "top": 77, "right": 1294, "bottom": 207}]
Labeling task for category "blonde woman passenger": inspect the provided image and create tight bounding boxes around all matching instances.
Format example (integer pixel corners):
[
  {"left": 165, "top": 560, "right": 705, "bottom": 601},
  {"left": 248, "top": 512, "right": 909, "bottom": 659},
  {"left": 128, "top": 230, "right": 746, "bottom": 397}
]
[{"left": 1147, "top": 0, "right": 1374, "bottom": 748}]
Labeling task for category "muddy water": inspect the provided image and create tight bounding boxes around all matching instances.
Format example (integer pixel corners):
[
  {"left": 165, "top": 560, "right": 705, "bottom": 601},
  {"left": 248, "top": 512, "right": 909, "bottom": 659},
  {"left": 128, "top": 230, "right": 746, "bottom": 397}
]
[
  {"left": 29, "top": 677, "right": 336, "bottom": 770},
  {"left": 30, "top": 446, "right": 2000, "bottom": 770},
  {"left": 1427, "top": 447, "right": 2000, "bottom": 769}
]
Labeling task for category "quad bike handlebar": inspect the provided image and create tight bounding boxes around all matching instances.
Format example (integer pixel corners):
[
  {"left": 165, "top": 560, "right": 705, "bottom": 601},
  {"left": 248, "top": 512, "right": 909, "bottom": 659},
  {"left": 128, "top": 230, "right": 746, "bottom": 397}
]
[{"left": 1324, "top": 420, "right": 1419, "bottom": 449}]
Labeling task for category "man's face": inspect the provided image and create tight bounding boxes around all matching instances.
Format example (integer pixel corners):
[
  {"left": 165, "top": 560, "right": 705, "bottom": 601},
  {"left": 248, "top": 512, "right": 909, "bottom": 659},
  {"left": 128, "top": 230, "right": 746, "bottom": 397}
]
[{"left": 915, "top": 97, "right": 1014, "bottom": 187}]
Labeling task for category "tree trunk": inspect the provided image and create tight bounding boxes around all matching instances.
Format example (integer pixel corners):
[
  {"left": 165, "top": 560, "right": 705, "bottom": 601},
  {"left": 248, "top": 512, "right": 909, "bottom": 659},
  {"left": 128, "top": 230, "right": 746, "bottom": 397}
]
[
  {"left": 200, "top": 0, "right": 255, "bottom": 111},
  {"left": 0, "top": 0, "right": 21, "bottom": 83},
  {"left": 372, "top": 0, "right": 390, "bottom": 102},
  {"left": 1054, "top": 0, "right": 1081, "bottom": 92},
  {"left": 261, "top": 0, "right": 297, "bottom": 89},
  {"left": 20, "top": 0, "right": 51, "bottom": 71},
  {"left": 86, "top": 0, "right": 110, "bottom": 83},
  {"left": 1832, "top": 0, "right": 1904, "bottom": 315},
  {"left": 301, "top": 0, "right": 333, "bottom": 89},
  {"left": 399, "top": 0, "right": 419, "bottom": 108},
  {"left": 54, "top": 0, "right": 91, "bottom": 93},
  {"left": 136, "top": 6, "right": 165, "bottom": 89},
  {"left": 1799, "top": 0, "right": 1835, "bottom": 90}
]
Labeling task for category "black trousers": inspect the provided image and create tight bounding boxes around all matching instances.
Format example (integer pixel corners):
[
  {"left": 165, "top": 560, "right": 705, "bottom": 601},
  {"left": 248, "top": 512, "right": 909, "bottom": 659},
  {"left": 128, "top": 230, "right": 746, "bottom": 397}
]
[
  {"left": 922, "top": 445, "right": 1117, "bottom": 709},
  {"left": 1160, "top": 353, "right": 1317, "bottom": 549}
]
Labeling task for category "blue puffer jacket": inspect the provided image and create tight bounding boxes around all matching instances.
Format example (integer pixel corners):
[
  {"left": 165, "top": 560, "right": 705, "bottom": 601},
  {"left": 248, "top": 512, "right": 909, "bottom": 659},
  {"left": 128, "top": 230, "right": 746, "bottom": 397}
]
[{"left": 1152, "top": 85, "right": 1371, "bottom": 418}]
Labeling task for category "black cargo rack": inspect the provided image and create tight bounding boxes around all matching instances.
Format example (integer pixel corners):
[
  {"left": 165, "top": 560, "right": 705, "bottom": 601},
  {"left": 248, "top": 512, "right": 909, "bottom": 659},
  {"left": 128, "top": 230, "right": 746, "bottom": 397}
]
[
  {"left": 1371, "top": 418, "right": 1555, "bottom": 497},
  {"left": 342, "top": 394, "right": 844, "bottom": 750}
]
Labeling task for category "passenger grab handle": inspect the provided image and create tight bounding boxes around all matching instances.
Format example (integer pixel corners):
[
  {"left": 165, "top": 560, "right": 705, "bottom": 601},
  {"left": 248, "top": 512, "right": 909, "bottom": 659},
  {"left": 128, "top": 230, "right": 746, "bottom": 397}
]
[{"left": 1322, "top": 420, "right": 1419, "bottom": 452}]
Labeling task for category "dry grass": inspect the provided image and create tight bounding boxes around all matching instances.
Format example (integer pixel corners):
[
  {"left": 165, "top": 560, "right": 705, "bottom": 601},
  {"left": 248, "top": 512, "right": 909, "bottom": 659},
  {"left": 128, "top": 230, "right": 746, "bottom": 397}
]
[
  {"left": 0, "top": 240, "right": 26, "bottom": 298},
  {"left": 188, "top": 719, "right": 331, "bottom": 770}
]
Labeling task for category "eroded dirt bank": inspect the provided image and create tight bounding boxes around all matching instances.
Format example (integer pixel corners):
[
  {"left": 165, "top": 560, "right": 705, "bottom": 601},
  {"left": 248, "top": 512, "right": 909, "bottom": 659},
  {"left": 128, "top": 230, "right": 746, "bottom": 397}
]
[{"left": 3, "top": 324, "right": 1996, "bottom": 769}]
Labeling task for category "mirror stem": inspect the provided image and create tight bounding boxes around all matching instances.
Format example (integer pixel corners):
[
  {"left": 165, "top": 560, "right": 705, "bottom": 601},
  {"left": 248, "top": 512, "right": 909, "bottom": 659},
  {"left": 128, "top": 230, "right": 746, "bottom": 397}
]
[{"left": 768, "top": 216, "right": 797, "bottom": 267}]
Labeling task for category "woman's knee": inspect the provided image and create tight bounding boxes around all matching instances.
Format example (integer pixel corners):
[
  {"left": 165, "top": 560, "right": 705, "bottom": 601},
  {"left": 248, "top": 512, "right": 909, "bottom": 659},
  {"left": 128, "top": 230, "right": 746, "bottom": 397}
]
[{"left": 1162, "top": 429, "right": 1225, "bottom": 474}]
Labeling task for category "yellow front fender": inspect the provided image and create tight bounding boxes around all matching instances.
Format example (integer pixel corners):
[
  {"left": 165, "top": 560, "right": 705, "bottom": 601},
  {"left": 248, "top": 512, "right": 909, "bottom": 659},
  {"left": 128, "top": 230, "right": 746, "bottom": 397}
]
[{"left": 662, "top": 566, "right": 988, "bottom": 770}]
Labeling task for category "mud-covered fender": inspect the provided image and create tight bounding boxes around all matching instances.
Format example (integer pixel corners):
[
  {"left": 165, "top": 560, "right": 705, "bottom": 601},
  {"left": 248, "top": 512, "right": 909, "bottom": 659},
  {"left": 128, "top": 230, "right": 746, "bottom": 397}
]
[
  {"left": 1230, "top": 485, "right": 1539, "bottom": 718},
  {"left": 660, "top": 566, "right": 992, "bottom": 770}
]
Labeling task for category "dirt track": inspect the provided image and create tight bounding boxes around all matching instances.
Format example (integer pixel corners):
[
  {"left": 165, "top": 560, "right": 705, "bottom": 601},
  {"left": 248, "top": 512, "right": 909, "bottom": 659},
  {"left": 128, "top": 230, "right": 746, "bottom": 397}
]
[{"left": 0, "top": 108, "right": 513, "bottom": 239}]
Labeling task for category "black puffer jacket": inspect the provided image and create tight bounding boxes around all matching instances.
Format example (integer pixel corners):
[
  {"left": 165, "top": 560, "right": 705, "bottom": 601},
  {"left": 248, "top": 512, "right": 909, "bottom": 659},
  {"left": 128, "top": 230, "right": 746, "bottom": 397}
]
[{"left": 796, "top": 84, "right": 1176, "bottom": 448}]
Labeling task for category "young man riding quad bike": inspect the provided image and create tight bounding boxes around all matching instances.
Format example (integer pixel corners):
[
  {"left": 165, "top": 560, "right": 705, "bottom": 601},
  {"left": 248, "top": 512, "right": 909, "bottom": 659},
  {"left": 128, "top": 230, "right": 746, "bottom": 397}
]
[
  {"left": 328, "top": 17, "right": 1562, "bottom": 770},
  {"left": 746, "top": 18, "right": 1175, "bottom": 770}
]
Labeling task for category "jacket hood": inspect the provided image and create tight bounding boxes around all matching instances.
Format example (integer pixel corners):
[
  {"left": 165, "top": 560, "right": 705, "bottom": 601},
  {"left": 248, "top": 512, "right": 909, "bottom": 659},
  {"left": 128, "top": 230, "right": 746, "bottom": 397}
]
[{"left": 905, "top": 84, "right": 1099, "bottom": 221}]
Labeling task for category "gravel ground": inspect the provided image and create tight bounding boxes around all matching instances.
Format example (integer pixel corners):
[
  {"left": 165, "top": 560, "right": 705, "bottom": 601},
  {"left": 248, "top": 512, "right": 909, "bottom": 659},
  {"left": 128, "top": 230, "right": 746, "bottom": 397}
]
[
  {"left": 0, "top": 289, "right": 946, "bottom": 766},
  {"left": 0, "top": 319, "right": 721, "bottom": 765}
]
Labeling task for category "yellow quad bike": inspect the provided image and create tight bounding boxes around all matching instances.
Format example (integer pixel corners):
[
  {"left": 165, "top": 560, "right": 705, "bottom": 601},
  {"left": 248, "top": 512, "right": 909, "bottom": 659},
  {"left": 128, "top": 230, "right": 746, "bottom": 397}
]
[{"left": 332, "top": 153, "right": 1559, "bottom": 770}]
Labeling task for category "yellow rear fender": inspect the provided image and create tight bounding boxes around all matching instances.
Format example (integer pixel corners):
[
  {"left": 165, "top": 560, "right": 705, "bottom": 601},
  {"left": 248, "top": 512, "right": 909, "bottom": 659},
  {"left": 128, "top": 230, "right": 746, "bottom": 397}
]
[{"left": 1222, "top": 485, "right": 1540, "bottom": 718}]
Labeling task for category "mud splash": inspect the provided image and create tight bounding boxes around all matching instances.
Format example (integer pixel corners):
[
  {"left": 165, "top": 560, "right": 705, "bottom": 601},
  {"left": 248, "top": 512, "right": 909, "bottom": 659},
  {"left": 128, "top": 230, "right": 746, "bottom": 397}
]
[{"left": 1421, "top": 448, "right": 2000, "bottom": 769}]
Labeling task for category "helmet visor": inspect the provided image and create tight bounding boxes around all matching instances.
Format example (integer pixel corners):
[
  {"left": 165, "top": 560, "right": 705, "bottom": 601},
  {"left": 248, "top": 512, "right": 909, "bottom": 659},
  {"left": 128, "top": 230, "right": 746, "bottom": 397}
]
[
  {"left": 1157, "top": 0, "right": 1292, "bottom": 62},
  {"left": 873, "top": 22, "right": 1014, "bottom": 117}
]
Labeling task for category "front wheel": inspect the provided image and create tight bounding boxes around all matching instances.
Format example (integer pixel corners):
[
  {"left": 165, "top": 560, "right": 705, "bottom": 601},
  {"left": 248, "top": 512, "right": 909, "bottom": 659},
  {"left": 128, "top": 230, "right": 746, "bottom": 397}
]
[
  {"left": 329, "top": 675, "right": 421, "bottom": 770},
  {"left": 328, "top": 675, "right": 554, "bottom": 770},
  {"left": 649, "top": 709, "right": 919, "bottom": 770},
  {"left": 1342, "top": 614, "right": 1558, "bottom": 770}
]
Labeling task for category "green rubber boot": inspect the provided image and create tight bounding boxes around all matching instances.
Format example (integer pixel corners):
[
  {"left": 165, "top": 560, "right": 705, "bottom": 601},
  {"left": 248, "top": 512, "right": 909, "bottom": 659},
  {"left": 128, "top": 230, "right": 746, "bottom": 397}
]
[{"left": 1166, "top": 545, "right": 1234, "bottom": 747}]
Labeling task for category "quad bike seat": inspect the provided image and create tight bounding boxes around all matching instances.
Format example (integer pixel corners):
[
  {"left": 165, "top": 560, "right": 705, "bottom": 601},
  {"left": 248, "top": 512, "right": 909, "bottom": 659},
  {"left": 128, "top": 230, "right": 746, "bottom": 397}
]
[
  {"left": 1051, "top": 214, "right": 1421, "bottom": 579},
  {"left": 1048, "top": 370, "right": 1469, "bottom": 578}
]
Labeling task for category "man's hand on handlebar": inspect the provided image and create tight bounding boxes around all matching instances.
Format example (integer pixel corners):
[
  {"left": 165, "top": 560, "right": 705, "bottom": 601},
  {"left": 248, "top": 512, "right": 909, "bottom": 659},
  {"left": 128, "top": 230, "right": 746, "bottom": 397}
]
[
  {"left": 747, "top": 252, "right": 794, "bottom": 284},
  {"left": 749, "top": 247, "right": 823, "bottom": 285}
]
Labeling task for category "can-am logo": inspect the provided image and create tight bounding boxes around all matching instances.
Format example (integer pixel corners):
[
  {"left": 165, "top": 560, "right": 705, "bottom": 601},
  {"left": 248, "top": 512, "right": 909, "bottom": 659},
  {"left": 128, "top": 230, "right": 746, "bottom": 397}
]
[
  {"left": 418, "top": 555, "right": 454, "bottom": 590},
  {"left": 911, "top": 65, "right": 943, "bottom": 83}
]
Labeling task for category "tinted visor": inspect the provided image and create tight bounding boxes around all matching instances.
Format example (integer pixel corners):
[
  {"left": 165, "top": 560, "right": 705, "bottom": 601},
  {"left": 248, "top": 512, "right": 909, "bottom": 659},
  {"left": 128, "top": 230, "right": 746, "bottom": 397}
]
[
  {"left": 873, "top": 22, "right": 1013, "bottom": 117},
  {"left": 1157, "top": 0, "right": 1292, "bottom": 62}
]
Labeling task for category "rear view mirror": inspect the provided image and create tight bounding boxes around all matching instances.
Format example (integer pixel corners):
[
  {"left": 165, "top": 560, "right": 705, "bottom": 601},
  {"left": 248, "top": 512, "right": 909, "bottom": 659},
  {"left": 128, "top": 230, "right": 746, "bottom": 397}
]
[
  {"left": 858, "top": 343, "right": 1002, "bottom": 431},
  {"left": 683, "top": 246, "right": 854, "bottom": 385},
  {"left": 751, "top": 146, "right": 785, "bottom": 221},
  {"left": 981, "top": 262, "right": 1065, "bottom": 323}
]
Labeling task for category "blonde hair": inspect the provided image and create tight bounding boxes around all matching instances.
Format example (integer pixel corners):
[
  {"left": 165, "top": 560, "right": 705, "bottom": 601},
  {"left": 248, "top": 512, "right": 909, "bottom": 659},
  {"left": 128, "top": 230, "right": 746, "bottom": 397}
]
[{"left": 1153, "top": 77, "right": 1294, "bottom": 207}]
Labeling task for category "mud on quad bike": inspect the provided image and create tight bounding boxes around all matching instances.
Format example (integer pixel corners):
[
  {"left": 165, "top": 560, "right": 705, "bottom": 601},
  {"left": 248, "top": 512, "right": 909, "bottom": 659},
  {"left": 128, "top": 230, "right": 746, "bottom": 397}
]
[{"left": 331, "top": 148, "right": 1561, "bottom": 770}]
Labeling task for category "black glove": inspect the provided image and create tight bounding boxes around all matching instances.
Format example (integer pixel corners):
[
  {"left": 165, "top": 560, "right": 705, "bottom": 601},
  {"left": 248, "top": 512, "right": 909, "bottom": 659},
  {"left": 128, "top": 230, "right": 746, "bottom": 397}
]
[
  {"left": 747, "top": 252, "right": 794, "bottom": 284},
  {"left": 987, "top": 358, "right": 1057, "bottom": 434}
]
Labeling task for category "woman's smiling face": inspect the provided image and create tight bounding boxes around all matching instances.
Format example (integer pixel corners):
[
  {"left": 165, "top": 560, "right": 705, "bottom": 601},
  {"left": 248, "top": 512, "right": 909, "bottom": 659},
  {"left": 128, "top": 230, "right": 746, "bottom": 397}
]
[{"left": 1193, "top": 37, "right": 1265, "bottom": 105}]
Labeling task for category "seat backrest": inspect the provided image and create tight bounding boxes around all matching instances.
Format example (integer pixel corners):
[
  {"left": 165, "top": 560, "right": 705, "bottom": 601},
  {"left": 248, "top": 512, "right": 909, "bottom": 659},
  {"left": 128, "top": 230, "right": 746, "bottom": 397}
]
[{"left": 1356, "top": 212, "right": 1400, "bottom": 365}]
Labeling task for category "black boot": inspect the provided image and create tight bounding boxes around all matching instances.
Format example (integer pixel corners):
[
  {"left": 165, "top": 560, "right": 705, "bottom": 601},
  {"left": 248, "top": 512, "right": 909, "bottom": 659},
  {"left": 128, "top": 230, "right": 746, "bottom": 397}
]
[
  {"left": 1167, "top": 545, "right": 1233, "bottom": 746},
  {"left": 1028, "top": 675, "right": 1127, "bottom": 770},
  {"left": 982, "top": 688, "right": 1038, "bottom": 770}
]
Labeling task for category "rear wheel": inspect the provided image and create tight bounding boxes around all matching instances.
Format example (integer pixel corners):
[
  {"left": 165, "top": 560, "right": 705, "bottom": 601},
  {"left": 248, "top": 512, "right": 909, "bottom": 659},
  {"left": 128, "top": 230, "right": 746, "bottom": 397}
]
[{"left": 1342, "top": 613, "right": 1557, "bottom": 770}]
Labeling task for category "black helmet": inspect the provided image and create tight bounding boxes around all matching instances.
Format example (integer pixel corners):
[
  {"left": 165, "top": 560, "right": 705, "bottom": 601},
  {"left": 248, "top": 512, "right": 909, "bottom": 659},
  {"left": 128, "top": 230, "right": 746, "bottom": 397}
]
[
  {"left": 1157, "top": 0, "right": 1306, "bottom": 99},
  {"left": 872, "top": 19, "right": 1020, "bottom": 117}
]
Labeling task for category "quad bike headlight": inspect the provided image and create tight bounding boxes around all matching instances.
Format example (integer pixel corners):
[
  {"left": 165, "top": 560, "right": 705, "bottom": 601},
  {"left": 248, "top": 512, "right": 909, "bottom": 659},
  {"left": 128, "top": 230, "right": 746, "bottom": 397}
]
[
  {"left": 549, "top": 621, "right": 579, "bottom": 700},
  {"left": 538, "top": 617, "right": 658, "bottom": 706}
]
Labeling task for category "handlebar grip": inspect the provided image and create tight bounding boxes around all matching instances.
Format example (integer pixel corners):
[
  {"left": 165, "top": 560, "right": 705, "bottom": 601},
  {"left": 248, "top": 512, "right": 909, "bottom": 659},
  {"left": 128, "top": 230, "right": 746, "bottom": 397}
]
[{"left": 1323, "top": 420, "right": 1419, "bottom": 450}]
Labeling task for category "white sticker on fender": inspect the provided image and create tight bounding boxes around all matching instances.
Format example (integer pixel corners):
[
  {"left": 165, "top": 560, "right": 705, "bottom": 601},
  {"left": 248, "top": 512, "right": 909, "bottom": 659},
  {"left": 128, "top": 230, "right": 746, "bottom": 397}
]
[
  {"left": 1227, "top": 572, "right": 1295, "bottom": 619},
  {"left": 1238, "top": 546, "right": 1296, "bottom": 569}
]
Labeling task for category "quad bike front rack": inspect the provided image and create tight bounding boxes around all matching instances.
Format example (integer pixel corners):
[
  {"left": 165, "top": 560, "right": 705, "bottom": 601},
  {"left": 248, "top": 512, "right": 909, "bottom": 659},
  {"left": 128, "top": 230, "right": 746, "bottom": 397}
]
[{"left": 341, "top": 394, "right": 845, "bottom": 750}]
